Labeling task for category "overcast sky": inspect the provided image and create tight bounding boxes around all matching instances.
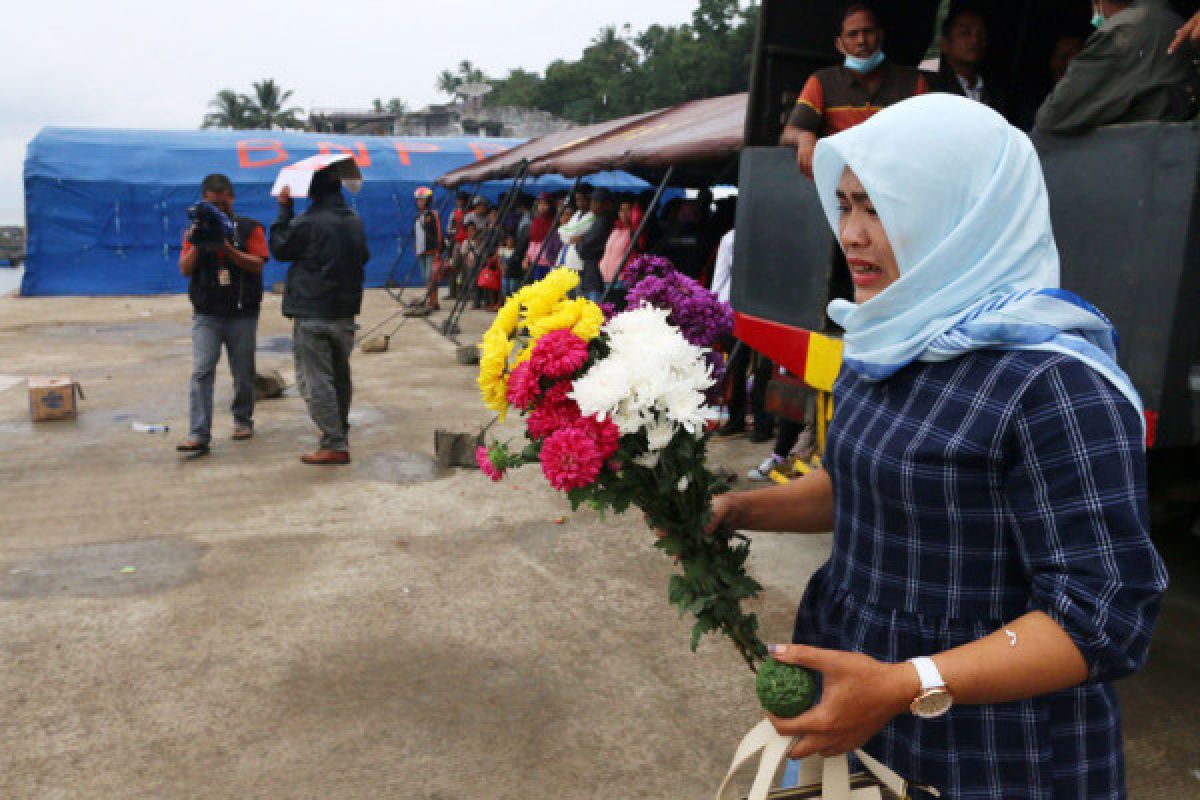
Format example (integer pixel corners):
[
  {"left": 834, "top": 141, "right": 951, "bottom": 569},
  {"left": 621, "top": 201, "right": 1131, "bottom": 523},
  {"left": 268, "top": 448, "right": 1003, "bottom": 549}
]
[{"left": 0, "top": 0, "right": 701, "bottom": 225}]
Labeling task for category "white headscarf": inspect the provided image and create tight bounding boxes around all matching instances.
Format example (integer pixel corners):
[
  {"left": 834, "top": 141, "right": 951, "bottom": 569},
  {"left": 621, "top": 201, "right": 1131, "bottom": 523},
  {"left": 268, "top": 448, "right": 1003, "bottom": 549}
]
[{"left": 811, "top": 93, "right": 1141, "bottom": 421}]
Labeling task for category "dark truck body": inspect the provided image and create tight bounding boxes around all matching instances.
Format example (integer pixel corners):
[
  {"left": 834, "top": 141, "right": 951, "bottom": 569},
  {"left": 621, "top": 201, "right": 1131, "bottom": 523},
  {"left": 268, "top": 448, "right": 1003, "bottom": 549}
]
[{"left": 733, "top": 0, "right": 1200, "bottom": 448}]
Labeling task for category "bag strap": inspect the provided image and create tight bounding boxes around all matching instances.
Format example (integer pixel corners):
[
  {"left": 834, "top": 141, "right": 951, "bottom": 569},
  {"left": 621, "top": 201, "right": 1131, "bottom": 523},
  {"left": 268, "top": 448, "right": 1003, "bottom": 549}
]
[
  {"left": 853, "top": 748, "right": 908, "bottom": 797},
  {"left": 717, "top": 720, "right": 911, "bottom": 800},
  {"left": 716, "top": 719, "right": 798, "bottom": 800}
]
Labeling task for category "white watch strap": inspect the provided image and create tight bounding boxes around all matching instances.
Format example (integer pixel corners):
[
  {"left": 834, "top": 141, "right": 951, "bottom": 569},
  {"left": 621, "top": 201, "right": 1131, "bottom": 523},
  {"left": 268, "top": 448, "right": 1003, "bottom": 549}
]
[{"left": 909, "top": 656, "right": 945, "bottom": 691}]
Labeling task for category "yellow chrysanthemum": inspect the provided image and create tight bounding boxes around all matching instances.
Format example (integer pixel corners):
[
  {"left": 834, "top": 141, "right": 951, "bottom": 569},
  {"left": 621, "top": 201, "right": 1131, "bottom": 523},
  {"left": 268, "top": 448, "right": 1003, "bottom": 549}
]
[
  {"left": 478, "top": 327, "right": 514, "bottom": 416},
  {"left": 521, "top": 268, "right": 578, "bottom": 323},
  {"left": 571, "top": 298, "right": 605, "bottom": 341},
  {"left": 475, "top": 269, "right": 596, "bottom": 419},
  {"left": 528, "top": 298, "right": 583, "bottom": 341},
  {"left": 492, "top": 295, "right": 522, "bottom": 338}
]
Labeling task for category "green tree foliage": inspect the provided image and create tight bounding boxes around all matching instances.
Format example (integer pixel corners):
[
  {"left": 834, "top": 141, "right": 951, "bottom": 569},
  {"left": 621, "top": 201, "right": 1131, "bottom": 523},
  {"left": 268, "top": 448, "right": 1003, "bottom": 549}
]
[
  {"left": 436, "top": 60, "right": 489, "bottom": 97},
  {"left": 202, "top": 80, "right": 306, "bottom": 130},
  {"left": 202, "top": 89, "right": 255, "bottom": 130},
  {"left": 442, "top": 0, "right": 759, "bottom": 123},
  {"left": 372, "top": 97, "right": 409, "bottom": 115},
  {"left": 245, "top": 79, "right": 306, "bottom": 130}
]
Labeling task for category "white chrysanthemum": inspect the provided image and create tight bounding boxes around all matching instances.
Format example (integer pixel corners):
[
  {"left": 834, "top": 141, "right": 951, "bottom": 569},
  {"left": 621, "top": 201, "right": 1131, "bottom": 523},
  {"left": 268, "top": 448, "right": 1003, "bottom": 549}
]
[
  {"left": 645, "top": 418, "right": 676, "bottom": 452},
  {"left": 571, "top": 306, "right": 714, "bottom": 446}
]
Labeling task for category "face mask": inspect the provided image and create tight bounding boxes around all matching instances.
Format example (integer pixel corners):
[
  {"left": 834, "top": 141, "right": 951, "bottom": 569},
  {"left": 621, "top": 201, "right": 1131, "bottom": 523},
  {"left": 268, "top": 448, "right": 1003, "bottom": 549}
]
[
  {"left": 844, "top": 50, "right": 885, "bottom": 73},
  {"left": 1091, "top": 4, "right": 1106, "bottom": 28}
]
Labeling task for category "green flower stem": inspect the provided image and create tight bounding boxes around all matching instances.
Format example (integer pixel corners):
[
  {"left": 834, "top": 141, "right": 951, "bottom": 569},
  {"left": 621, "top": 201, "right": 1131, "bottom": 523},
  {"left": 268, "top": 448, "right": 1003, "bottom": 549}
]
[{"left": 563, "top": 431, "right": 769, "bottom": 673}]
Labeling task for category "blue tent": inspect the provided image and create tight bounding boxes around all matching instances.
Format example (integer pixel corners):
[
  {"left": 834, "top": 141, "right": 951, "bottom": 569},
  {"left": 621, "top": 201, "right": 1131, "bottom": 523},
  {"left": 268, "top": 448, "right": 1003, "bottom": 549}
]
[{"left": 22, "top": 128, "right": 651, "bottom": 296}]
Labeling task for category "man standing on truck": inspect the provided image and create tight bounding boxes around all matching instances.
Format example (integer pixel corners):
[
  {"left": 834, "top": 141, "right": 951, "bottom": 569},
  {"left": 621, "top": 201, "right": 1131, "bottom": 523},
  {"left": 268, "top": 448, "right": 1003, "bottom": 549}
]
[
  {"left": 780, "top": 2, "right": 926, "bottom": 178},
  {"left": 1035, "top": 0, "right": 1194, "bottom": 135},
  {"left": 924, "top": 2, "right": 1002, "bottom": 110}
]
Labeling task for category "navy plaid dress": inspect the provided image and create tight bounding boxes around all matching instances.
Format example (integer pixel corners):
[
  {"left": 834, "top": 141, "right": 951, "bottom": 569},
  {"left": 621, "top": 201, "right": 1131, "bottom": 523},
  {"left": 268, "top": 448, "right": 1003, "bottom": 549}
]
[{"left": 792, "top": 349, "right": 1167, "bottom": 799}]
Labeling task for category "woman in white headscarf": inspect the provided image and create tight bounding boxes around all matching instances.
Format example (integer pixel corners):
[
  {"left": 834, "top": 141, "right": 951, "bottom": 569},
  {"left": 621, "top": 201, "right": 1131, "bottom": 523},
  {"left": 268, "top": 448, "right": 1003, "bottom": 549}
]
[{"left": 712, "top": 94, "right": 1166, "bottom": 798}]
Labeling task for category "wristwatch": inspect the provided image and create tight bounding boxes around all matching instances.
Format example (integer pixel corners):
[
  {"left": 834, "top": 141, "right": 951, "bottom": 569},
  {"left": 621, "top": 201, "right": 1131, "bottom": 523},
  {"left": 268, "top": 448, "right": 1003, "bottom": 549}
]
[{"left": 907, "top": 656, "right": 954, "bottom": 719}]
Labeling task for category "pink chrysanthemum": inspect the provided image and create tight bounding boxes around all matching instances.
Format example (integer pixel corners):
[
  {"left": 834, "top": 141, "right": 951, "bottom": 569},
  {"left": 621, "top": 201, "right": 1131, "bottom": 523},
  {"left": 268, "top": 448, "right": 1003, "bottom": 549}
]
[
  {"left": 505, "top": 361, "right": 540, "bottom": 410},
  {"left": 573, "top": 414, "right": 620, "bottom": 459},
  {"left": 529, "top": 329, "right": 590, "bottom": 379},
  {"left": 541, "top": 379, "right": 572, "bottom": 406},
  {"left": 526, "top": 394, "right": 582, "bottom": 440},
  {"left": 476, "top": 445, "right": 505, "bottom": 482},
  {"left": 539, "top": 427, "right": 605, "bottom": 491}
]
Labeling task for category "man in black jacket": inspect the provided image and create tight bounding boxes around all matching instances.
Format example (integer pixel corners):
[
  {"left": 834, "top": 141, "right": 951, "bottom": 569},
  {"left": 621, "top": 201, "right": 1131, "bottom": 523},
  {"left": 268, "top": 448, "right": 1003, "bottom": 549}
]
[
  {"left": 924, "top": 2, "right": 1001, "bottom": 110},
  {"left": 177, "top": 173, "right": 269, "bottom": 454},
  {"left": 577, "top": 187, "right": 615, "bottom": 301},
  {"left": 270, "top": 166, "right": 370, "bottom": 465}
]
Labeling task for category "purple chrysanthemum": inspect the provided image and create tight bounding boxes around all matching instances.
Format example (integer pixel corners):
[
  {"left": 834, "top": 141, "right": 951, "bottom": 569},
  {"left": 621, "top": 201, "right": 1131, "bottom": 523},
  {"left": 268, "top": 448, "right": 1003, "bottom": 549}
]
[
  {"left": 620, "top": 254, "right": 675, "bottom": 286},
  {"left": 625, "top": 268, "right": 734, "bottom": 349}
]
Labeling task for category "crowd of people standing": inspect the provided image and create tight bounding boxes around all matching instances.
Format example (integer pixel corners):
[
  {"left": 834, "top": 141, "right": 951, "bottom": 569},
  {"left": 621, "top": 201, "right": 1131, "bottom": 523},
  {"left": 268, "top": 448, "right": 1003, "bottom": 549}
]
[{"left": 410, "top": 183, "right": 737, "bottom": 311}]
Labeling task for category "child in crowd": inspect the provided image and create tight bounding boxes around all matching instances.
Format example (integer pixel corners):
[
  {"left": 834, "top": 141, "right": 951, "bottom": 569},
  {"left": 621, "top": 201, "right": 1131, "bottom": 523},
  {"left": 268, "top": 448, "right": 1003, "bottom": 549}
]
[
  {"left": 498, "top": 233, "right": 520, "bottom": 298},
  {"left": 599, "top": 200, "right": 636, "bottom": 289},
  {"left": 470, "top": 224, "right": 502, "bottom": 311}
]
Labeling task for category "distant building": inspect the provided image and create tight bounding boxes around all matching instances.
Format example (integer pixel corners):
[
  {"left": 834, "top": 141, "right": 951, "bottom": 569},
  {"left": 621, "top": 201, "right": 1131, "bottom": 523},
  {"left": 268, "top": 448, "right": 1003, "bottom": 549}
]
[
  {"left": 307, "top": 109, "right": 397, "bottom": 135},
  {"left": 307, "top": 101, "right": 573, "bottom": 138}
]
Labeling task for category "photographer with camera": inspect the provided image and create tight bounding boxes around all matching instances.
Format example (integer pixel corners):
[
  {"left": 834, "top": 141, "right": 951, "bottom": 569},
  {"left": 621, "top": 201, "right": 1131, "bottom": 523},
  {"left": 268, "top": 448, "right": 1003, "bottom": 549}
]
[{"left": 176, "top": 174, "right": 269, "bottom": 454}]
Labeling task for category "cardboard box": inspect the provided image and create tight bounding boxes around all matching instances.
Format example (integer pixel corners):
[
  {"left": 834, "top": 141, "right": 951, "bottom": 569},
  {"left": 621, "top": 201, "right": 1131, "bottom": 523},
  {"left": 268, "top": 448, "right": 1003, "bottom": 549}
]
[{"left": 28, "top": 376, "right": 82, "bottom": 422}]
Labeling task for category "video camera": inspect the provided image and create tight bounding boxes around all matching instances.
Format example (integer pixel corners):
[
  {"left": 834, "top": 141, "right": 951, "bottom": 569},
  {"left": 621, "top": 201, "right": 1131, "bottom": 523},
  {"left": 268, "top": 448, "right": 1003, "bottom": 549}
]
[{"left": 186, "top": 201, "right": 236, "bottom": 248}]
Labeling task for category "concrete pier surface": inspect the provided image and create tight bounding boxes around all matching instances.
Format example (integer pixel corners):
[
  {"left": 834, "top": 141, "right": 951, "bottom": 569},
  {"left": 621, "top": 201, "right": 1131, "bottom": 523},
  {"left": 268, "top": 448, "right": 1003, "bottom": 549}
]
[{"left": 0, "top": 289, "right": 1196, "bottom": 798}]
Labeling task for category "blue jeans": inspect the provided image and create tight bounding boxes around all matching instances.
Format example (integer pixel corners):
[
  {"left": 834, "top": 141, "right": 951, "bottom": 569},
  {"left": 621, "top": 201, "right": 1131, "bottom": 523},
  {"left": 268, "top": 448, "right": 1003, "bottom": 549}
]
[
  {"left": 293, "top": 317, "right": 355, "bottom": 451},
  {"left": 417, "top": 253, "right": 434, "bottom": 285},
  {"left": 188, "top": 313, "right": 257, "bottom": 444}
]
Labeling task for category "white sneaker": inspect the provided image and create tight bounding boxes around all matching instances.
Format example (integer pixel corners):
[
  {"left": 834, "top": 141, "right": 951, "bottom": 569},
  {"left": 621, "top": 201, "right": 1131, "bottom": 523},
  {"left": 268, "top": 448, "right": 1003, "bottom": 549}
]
[{"left": 747, "top": 455, "right": 782, "bottom": 482}]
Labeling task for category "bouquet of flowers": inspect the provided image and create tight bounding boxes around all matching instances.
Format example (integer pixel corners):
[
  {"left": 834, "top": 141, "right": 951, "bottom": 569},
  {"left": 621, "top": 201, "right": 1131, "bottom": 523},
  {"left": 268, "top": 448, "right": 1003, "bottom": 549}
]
[{"left": 476, "top": 259, "right": 773, "bottom": 670}]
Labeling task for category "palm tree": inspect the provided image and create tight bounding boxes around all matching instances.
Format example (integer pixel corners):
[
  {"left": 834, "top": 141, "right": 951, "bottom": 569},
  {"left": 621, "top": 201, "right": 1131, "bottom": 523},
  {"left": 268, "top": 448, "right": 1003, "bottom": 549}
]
[
  {"left": 372, "top": 97, "right": 408, "bottom": 115},
  {"left": 435, "top": 60, "right": 489, "bottom": 96},
  {"left": 245, "top": 79, "right": 306, "bottom": 130},
  {"left": 202, "top": 89, "right": 254, "bottom": 129}
]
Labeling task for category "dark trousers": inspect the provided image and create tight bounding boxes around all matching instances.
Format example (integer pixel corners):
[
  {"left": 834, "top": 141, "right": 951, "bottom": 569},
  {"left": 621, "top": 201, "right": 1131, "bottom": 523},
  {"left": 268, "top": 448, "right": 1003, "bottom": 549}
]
[
  {"left": 293, "top": 317, "right": 354, "bottom": 451},
  {"left": 772, "top": 418, "right": 804, "bottom": 459},
  {"left": 725, "top": 342, "right": 773, "bottom": 435},
  {"left": 580, "top": 261, "right": 605, "bottom": 302}
]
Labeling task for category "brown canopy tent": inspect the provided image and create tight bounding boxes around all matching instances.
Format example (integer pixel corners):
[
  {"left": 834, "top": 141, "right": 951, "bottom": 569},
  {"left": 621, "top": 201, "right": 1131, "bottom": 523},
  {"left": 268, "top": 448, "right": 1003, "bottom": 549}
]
[
  {"left": 434, "top": 92, "right": 748, "bottom": 317},
  {"left": 436, "top": 110, "right": 662, "bottom": 188},
  {"left": 528, "top": 93, "right": 746, "bottom": 182}
]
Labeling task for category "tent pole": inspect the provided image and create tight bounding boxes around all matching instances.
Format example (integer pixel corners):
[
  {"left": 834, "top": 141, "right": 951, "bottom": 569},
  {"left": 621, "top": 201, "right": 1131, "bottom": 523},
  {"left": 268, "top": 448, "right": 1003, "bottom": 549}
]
[
  {"left": 517, "top": 174, "right": 582, "bottom": 291},
  {"left": 442, "top": 161, "right": 531, "bottom": 336},
  {"left": 602, "top": 165, "right": 675, "bottom": 305}
]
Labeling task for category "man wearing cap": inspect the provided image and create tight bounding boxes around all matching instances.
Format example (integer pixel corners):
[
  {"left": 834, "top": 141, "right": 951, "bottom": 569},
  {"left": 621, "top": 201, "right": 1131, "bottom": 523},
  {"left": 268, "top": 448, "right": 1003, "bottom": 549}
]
[
  {"left": 270, "top": 166, "right": 370, "bottom": 465},
  {"left": 412, "top": 187, "right": 441, "bottom": 310},
  {"left": 176, "top": 173, "right": 270, "bottom": 454}
]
